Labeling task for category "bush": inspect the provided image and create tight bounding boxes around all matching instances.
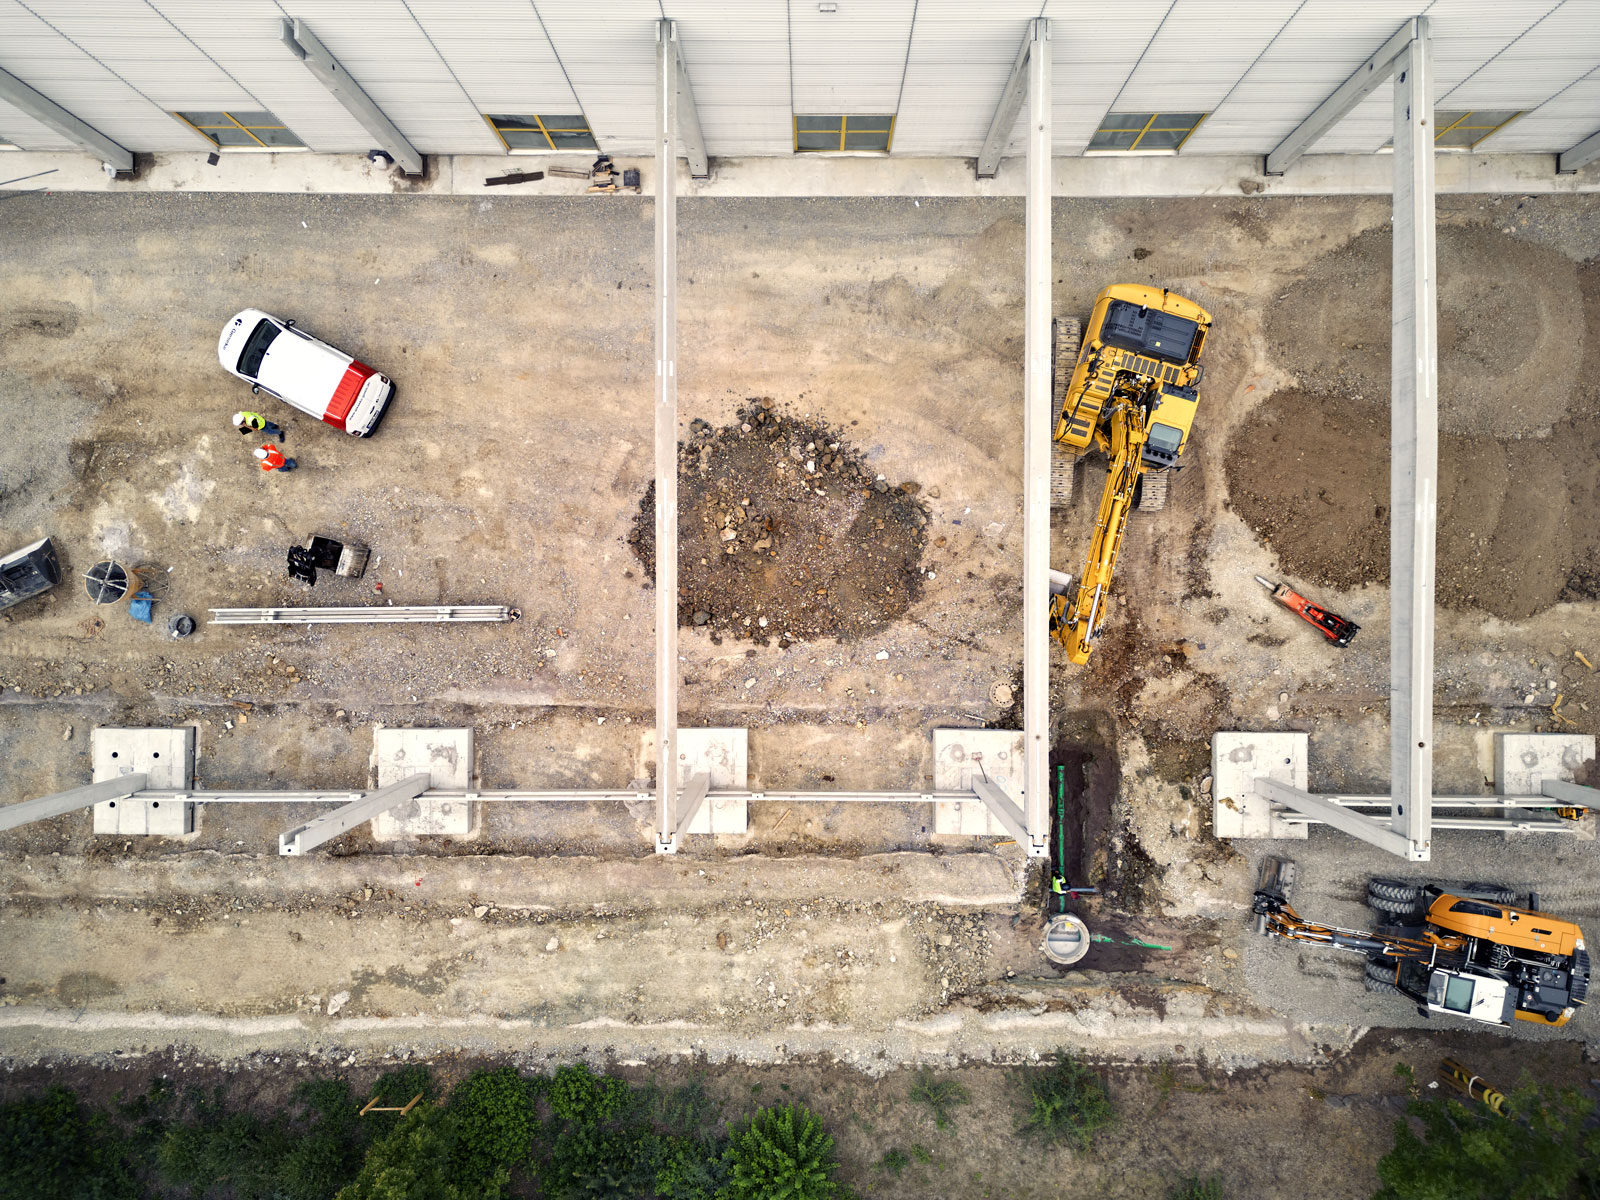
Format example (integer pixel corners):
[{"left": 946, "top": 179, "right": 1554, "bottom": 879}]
[
  {"left": 156, "top": 1090, "right": 294, "bottom": 1199},
  {"left": 655, "top": 1135, "right": 731, "bottom": 1200},
  {"left": 878, "top": 1148, "right": 910, "bottom": 1176},
  {"left": 449, "top": 1067, "right": 537, "bottom": 1182},
  {"left": 1168, "top": 1175, "right": 1225, "bottom": 1200},
  {"left": 721, "top": 1104, "right": 841, "bottom": 1200},
  {"left": 1017, "top": 1054, "right": 1115, "bottom": 1150},
  {"left": 548, "top": 1063, "right": 633, "bottom": 1126},
  {"left": 335, "top": 1102, "right": 487, "bottom": 1200},
  {"left": 908, "top": 1069, "right": 970, "bottom": 1130},
  {"left": 0, "top": 1085, "right": 139, "bottom": 1200},
  {"left": 1373, "top": 1082, "right": 1600, "bottom": 1200}
]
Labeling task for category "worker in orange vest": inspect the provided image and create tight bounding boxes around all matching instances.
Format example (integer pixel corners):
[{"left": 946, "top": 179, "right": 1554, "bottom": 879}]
[{"left": 254, "top": 444, "right": 297, "bottom": 472}]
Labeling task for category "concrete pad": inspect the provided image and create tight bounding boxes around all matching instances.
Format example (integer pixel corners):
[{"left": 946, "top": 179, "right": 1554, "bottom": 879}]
[
  {"left": 679, "top": 728, "right": 748, "bottom": 835},
  {"left": 371, "top": 728, "right": 474, "bottom": 839},
  {"left": 1494, "top": 733, "right": 1595, "bottom": 794},
  {"left": 1211, "top": 732, "right": 1309, "bottom": 840},
  {"left": 91, "top": 728, "right": 194, "bottom": 836},
  {"left": 933, "top": 729, "right": 1021, "bottom": 836}
]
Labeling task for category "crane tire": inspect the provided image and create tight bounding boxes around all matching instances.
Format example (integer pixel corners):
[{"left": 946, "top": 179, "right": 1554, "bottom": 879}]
[
  {"left": 1050, "top": 443, "right": 1077, "bottom": 508},
  {"left": 1367, "top": 878, "right": 1421, "bottom": 904},
  {"left": 1456, "top": 882, "right": 1517, "bottom": 906},
  {"left": 1369, "top": 895, "right": 1422, "bottom": 918},
  {"left": 1363, "top": 958, "right": 1404, "bottom": 996}
]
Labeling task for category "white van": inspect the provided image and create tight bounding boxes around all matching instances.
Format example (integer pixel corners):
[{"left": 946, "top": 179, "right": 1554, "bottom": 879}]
[{"left": 218, "top": 309, "right": 393, "bottom": 437}]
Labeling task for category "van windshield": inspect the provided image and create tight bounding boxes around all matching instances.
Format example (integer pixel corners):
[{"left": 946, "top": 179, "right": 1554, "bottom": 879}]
[{"left": 236, "top": 319, "right": 280, "bottom": 379}]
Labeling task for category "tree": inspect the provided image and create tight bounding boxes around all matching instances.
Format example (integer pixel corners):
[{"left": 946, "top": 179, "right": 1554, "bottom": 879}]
[
  {"left": 1373, "top": 1081, "right": 1600, "bottom": 1200},
  {"left": 335, "top": 1103, "right": 492, "bottom": 1200},
  {"left": 0, "top": 1086, "right": 140, "bottom": 1200}
]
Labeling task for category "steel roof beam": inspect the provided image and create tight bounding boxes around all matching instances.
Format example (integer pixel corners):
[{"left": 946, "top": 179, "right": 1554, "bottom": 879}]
[
  {"left": 1557, "top": 126, "right": 1600, "bottom": 174},
  {"left": 976, "top": 20, "right": 1039, "bottom": 179},
  {"left": 654, "top": 18, "right": 682, "bottom": 853},
  {"left": 1389, "top": 21, "right": 1437, "bottom": 861},
  {"left": 0, "top": 773, "right": 148, "bottom": 833},
  {"left": 660, "top": 19, "right": 709, "bottom": 179},
  {"left": 0, "top": 65, "right": 132, "bottom": 172},
  {"left": 1265, "top": 18, "right": 1418, "bottom": 176},
  {"left": 278, "top": 773, "right": 430, "bottom": 855},
  {"left": 281, "top": 17, "right": 422, "bottom": 176}
]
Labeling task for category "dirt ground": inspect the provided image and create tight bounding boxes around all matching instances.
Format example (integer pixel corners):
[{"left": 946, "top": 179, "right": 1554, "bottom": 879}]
[{"left": 3, "top": 191, "right": 1600, "bottom": 1173}]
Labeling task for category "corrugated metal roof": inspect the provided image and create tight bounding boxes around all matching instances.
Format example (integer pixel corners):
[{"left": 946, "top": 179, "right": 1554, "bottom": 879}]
[{"left": 0, "top": 0, "right": 1595, "bottom": 159}]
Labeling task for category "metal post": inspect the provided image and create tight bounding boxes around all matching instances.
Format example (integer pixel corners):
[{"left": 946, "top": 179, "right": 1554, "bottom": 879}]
[
  {"left": 281, "top": 19, "right": 423, "bottom": 175},
  {"left": 0, "top": 773, "right": 148, "bottom": 833},
  {"left": 0, "top": 65, "right": 132, "bottom": 171},
  {"left": 1557, "top": 127, "right": 1600, "bottom": 175},
  {"left": 1389, "top": 19, "right": 1436, "bottom": 860},
  {"left": 278, "top": 773, "right": 430, "bottom": 855},
  {"left": 660, "top": 19, "right": 710, "bottom": 180},
  {"left": 976, "top": 24, "right": 1036, "bottom": 178},
  {"left": 654, "top": 20, "right": 682, "bottom": 854},
  {"left": 1021, "top": 17, "right": 1052, "bottom": 858},
  {"left": 1265, "top": 19, "right": 1415, "bottom": 175}
]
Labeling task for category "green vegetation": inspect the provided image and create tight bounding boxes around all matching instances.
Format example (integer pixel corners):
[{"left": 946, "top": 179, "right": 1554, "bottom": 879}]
[
  {"left": 1168, "top": 1175, "right": 1225, "bottom": 1200},
  {"left": 1373, "top": 1080, "right": 1600, "bottom": 1200},
  {"left": 1017, "top": 1053, "right": 1116, "bottom": 1150},
  {"left": 878, "top": 1148, "right": 910, "bottom": 1176},
  {"left": 908, "top": 1067, "right": 970, "bottom": 1129},
  {"left": 722, "top": 1105, "right": 842, "bottom": 1200},
  {"left": 0, "top": 1084, "right": 139, "bottom": 1200}
]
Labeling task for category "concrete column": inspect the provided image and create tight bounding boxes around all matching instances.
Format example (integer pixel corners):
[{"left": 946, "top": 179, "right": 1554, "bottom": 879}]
[
  {"left": 1022, "top": 17, "right": 1052, "bottom": 858},
  {"left": 654, "top": 20, "right": 682, "bottom": 854},
  {"left": 1388, "top": 20, "right": 1437, "bottom": 859}
]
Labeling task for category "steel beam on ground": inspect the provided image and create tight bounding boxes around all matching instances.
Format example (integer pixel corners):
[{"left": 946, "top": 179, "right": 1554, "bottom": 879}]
[
  {"left": 1542, "top": 779, "right": 1600, "bottom": 808},
  {"left": 654, "top": 19, "right": 681, "bottom": 855},
  {"left": 1021, "top": 16, "right": 1052, "bottom": 858},
  {"left": 1255, "top": 779, "right": 1424, "bottom": 860},
  {"left": 659, "top": 19, "right": 709, "bottom": 179},
  {"left": 281, "top": 18, "right": 422, "bottom": 176},
  {"left": 278, "top": 773, "right": 430, "bottom": 856},
  {"left": 1265, "top": 19, "right": 1416, "bottom": 176},
  {"left": 0, "top": 65, "right": 132, "bottom": 172},
  {"left": 1558, "top": 128, "right": 1600, "bottom": 175},
  {"left": 976, "top": 21, "right": 1037, "bottom": 178},
  {"left": 1389, "top": 19, "right": 1437, "bottom": 861},
  {"left": 0, "top": 773, "right": 149, "bottom": 833},
  {"left": 208, "top": 606, "right": 514, "bottom": 624},
  {"left": 973, "top": 779, "right": 1029, "bottom": 846},
  {"left": 656, "top": 771, "right": 713, "bottom": 854},
  {"left": 125, "top": 789, "right": 983, "bottom": 806}
]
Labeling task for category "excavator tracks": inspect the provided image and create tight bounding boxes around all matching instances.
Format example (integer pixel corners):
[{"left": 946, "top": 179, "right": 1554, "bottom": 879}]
[
  {"left": 1050, "top": 317, "right": 1081, "bottom": 508},
  {"left": 1134, "top": 468, "right": 1169, "bottom": 511}
]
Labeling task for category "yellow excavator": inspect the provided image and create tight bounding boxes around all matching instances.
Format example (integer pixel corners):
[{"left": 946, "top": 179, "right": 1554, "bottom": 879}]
[{"left": 1048, "top": 284, "right": 1212, "bottom": 665}]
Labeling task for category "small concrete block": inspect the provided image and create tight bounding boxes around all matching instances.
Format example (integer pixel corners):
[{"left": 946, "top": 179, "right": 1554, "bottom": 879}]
[
  {"left": 933, "top": 728, "right": 1022, "bottom": 836},
  {"left": 1494, "top": 733, "right": 1595, "bottom": 795},
  {"left": 92, "top": 727, "right": 194, "bottom": 836},
  {"left": 680, "top": 728, "right": 748, "bottom": 835},
  {"left": 1212, "top": 732, "right": 1309, "bottom": 840},
  {"left": 371, "top": 728, "right": 474, "bottom": 839}
]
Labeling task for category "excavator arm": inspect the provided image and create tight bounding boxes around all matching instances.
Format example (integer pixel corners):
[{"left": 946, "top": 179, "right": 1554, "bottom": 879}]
[{"left": 1049, "top": 401, "right": 1145, "bottom": 664}]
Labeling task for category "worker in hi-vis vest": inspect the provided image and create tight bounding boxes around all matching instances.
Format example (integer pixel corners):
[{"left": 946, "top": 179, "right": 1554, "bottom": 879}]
[
  {"left": 233, "top": 410, "right": 284, "bottom": 439},
  {"left": 254, "top": 444, "right": 297, "bottom": 472}
]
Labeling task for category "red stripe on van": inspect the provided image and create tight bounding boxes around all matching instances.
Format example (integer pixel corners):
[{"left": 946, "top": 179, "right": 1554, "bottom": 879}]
[{"left": 325, "top": 362, "right": 374, "bottom": 431}]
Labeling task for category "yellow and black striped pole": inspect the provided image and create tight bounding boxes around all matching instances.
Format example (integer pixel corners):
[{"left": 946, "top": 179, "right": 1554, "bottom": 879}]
[{"left": 1441, "top": 1059, "right": 1509, "bottom": 1117}]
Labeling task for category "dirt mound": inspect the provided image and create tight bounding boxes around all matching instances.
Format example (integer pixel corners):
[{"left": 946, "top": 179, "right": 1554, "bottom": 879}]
[
  {"left": 629, "top": 402, "right": 929, "bottom": 644},
  {"left": 1266, "top": 225, "right": 1588, "bottom": 437},
  {"left": 1225, "top": 390, "right": 1600, "bottom": 619}
]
